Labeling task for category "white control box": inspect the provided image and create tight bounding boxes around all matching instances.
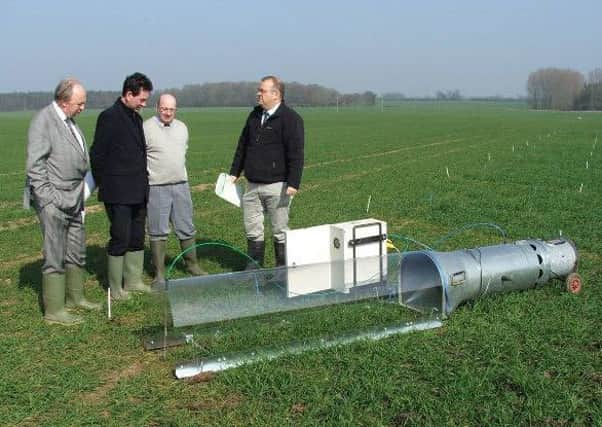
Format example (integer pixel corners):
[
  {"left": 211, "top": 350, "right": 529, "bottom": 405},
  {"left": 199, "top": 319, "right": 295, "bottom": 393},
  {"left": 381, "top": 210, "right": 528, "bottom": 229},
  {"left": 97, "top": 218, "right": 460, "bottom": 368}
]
[{"left": 285, "top": 218, "right": 387, "bottom": 297}]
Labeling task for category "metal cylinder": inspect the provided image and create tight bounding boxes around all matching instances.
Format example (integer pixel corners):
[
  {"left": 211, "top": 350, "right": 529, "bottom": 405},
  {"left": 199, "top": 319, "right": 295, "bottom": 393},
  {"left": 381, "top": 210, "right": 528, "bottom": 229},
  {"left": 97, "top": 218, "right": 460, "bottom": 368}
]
[
  {"left": 174, "top": 319, "right": 443, "bottom": 378},
  {"left": 400, "top": 238, "right": 578, "bottom": 316}
]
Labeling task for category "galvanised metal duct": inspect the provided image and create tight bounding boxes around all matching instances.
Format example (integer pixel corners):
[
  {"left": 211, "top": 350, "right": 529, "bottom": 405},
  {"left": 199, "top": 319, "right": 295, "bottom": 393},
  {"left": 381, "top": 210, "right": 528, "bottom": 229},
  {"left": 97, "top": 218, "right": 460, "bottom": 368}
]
[
  {"left": 399, "top": 238, "right": 581, "bottom": 317},
  {"left": 159, "top": 237, "right": 582, "bottom": 379}
]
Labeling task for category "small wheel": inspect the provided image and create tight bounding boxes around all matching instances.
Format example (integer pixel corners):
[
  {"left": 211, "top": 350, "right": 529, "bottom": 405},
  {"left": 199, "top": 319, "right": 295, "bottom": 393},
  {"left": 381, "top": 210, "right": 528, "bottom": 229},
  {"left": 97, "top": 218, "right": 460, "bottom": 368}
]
[{"left": 565, "top": 272, "right": 583, "bottom": 294}]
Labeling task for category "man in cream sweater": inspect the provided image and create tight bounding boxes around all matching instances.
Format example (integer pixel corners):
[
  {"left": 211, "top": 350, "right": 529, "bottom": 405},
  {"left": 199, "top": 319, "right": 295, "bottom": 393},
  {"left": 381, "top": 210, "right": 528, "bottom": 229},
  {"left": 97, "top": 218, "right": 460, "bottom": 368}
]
[{"left": 144, "top": 94, "right": 205, "bottom": 286}]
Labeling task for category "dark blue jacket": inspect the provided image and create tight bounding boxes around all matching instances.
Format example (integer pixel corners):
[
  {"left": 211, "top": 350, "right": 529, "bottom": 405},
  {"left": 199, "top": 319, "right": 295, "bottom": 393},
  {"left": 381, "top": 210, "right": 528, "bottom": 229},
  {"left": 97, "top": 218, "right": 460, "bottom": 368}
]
[{"left": 230, "top": 102, "right": 304, "bottom": 189}]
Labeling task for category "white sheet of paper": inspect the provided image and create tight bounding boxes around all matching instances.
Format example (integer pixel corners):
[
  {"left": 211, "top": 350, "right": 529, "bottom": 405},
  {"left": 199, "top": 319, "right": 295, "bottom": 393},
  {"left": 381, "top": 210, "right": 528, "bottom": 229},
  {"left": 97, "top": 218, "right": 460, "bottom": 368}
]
[
  {"left": 215, "top": 173, "right": 243, "bottom": 207},
  {"left": 84, "top": 171, "right": 96, "bottom": 201}
]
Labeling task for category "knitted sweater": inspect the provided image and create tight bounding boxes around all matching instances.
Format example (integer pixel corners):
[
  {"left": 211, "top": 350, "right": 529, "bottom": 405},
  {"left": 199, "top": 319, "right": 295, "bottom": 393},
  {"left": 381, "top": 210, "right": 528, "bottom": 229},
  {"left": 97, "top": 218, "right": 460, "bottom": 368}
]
[{"left": 143, "top": 116, "right": 189, "bottom": 185}]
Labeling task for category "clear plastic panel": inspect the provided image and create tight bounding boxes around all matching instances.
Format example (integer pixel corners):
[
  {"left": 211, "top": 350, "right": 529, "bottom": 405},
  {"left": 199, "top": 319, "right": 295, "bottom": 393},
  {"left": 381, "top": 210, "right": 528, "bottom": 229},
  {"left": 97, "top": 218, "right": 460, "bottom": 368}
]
[
  {"left": 167, "top": 253, "right": 400, "bottom": 327},
  {"left": 151, "top": 252, "right": 443, "bottom": 376}
]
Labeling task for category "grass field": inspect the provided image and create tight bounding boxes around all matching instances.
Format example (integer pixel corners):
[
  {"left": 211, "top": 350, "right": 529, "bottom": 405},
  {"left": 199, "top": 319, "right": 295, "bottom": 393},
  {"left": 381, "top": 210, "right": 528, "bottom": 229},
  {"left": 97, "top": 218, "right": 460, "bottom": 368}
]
[{"left": 1, "top": 102, "right": 601, "bottom": 425}]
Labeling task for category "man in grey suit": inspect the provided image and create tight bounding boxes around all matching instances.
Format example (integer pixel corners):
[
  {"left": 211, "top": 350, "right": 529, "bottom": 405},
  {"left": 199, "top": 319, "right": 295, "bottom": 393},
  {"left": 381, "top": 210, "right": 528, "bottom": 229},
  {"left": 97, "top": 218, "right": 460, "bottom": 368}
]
[{"left": 26, "top": 78, "right": 100, "bottom": 325}]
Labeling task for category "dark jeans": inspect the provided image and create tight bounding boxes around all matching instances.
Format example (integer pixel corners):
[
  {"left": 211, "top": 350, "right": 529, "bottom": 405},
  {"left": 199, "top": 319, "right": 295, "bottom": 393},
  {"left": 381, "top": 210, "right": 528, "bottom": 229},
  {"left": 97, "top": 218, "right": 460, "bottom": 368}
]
[{"left": 104, "top": 203, "right": 146, "bottom": 256}]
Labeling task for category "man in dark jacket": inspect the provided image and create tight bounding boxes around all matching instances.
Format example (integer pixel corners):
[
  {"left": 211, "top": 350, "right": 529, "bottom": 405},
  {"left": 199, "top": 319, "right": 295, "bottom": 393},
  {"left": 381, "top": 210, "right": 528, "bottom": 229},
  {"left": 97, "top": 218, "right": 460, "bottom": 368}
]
[
  {"left": 230, "top": 75, "right": 304, "bottom": 268},
  {"left": 90, "top": 72, "right": 153, "bottom": 299}
]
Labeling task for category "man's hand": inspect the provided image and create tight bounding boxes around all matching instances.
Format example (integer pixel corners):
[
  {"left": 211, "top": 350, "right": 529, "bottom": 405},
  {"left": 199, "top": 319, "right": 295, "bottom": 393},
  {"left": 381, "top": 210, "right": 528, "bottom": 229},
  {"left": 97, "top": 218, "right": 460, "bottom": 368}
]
[
  {"left": 286, "top": 186, "right": 297, "bottom": 196},
  {"left": 229, "top": 175, "right": 239, "bottom": 183}
]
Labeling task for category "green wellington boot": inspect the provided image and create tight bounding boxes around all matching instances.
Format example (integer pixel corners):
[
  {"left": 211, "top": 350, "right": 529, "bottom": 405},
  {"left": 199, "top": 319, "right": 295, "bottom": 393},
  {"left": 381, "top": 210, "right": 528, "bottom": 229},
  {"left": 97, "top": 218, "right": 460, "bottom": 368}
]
[
  {"left": 42, "top": 273, "right": 83, "bottom": 325},
  {"left": 123, "top": 250, "right": 151, "bottom": 293},
  {"left": 65, "top": 265, "right": 101, "bottom": 310},
  {"left": 180, "top": 238, "right": 207, "bottom": 276},
  {"left": 150, "top": 240, "right": 167, "bottom": 286},
  {"left": 108, "top": 255, "right": 130, "bottom": 300}
]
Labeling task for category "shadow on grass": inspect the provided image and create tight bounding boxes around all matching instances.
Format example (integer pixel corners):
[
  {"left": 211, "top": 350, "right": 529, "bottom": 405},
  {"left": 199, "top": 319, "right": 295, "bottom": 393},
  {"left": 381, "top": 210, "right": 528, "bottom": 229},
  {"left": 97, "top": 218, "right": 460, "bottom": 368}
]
[
  {"left": 17, "top": 258, "right": 43, "bottom": 311},
  {"left": 17, "top": 244, "right": 108, "bottom": 311},
  {"left": 134, "top": 238, "right": 250, "bottom": 346},
  {"left": 85, "top": 242, "right": 233, "bottom": 288},
  {"left": 86, "top": 244, "right": 108, "bottom": 289},
  {"left": 157, "top": 237, "right": 248, "bottom": 277},
  {"left": 17, "top": 237, "right": 249, "bottom": 294}
]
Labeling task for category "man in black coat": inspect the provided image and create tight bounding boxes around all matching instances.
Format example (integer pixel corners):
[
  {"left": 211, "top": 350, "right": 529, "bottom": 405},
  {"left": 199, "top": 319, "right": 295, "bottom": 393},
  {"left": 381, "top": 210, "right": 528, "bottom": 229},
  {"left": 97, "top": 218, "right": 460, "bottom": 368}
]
[
  {"left": 90, "top": 72, "right": 153, "bottom": 299},
  {"left": 230, "top": 75, "right": 304, "bottom": 268}
]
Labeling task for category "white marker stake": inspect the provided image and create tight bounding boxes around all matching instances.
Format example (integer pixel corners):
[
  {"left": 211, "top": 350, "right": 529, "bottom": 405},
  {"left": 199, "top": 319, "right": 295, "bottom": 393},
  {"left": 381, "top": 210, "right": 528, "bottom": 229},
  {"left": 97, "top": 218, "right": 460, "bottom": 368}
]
[
  {"left": 366, "top": 195, "right": 372, "bottom": 213},
  {"left": 512, "top": 145, "right": 515, "bottom": 153},
  {"left": 488, "top": 153, "right": 491, "bottom": 161},
  {"left": 579, "top": 183, "right": 583, "bottom": 193},
  {"left": 586, "top": 160, "right": 589, "bottom": 169},
  {"left": 446, "top": 167, "right": 450, "bottom": 178},
  {"left": 108, "top": 288, "right": 112, "bottom": 320},
  {"left": 559, "top": 229, "right": 562, "bottom": 236}
]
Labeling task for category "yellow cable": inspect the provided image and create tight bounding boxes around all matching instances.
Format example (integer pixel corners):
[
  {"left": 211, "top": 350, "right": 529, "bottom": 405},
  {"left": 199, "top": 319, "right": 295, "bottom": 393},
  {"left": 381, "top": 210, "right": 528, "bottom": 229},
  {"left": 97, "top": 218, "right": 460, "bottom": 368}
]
[{"left": 386, "top": 239, "right": 400, "bottom": 252}]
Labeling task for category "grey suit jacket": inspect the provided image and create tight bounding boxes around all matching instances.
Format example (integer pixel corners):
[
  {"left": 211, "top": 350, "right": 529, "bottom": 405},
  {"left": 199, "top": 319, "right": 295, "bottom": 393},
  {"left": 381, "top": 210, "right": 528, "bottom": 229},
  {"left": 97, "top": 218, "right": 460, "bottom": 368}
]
[{"left": 25, "top": 103, "right": 89, "bottom": 215}]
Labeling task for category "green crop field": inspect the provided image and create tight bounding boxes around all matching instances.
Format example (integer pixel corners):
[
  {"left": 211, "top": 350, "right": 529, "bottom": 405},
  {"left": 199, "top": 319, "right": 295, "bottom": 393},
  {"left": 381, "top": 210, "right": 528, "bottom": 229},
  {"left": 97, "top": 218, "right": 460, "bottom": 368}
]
[{"left": 1, "top": 102, "right": 601, "bottom": 425}]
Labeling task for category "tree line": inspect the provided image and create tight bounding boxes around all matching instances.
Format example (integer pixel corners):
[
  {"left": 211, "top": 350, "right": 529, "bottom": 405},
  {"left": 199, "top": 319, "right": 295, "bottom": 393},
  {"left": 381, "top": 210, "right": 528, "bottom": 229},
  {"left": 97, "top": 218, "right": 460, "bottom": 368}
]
[
  {"left": 8, "top": 72, "right": 599, "bottom": 112},
  {"left": 0, "top": 81, "right": 377, "bottom": 112},
  {"left": 527, "top": 67, "right": 602, "bottom": 110}
]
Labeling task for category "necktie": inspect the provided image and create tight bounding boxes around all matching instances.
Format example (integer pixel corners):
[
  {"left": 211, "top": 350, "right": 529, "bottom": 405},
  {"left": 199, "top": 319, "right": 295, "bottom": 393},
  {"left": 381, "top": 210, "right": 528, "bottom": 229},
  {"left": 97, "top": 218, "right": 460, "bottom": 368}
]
[
  {"left": 65, "top": 118, "right": 85, "bottom": 152},
  {"left": 262, "top": 111, "right": 270, "bottom": 126}
]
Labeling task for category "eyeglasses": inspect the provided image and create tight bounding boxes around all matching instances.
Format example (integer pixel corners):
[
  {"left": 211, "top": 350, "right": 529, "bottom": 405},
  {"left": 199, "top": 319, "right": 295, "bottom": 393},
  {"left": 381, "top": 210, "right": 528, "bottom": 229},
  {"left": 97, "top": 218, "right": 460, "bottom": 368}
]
[
  {"left": 159, "top": 107, "right": 176, "bottom": 113},
  {"left": 257, "top": 88, "right": 276, "bottom": 94}
]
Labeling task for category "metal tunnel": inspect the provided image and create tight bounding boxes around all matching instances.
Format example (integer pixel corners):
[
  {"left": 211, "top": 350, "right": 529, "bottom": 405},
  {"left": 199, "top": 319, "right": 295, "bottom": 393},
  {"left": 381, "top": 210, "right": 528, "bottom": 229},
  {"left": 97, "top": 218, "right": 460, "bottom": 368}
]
[{"left": 399, "top": 238, "right": 579, "bottom": 316}]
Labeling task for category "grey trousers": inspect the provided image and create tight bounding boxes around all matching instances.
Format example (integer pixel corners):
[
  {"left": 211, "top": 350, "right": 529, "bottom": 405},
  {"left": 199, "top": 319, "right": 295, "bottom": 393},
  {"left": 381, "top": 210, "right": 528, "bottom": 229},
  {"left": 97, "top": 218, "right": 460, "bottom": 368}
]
[
  {"left": 147, "top": 182, "right": 196, "bottom": 241},
  {"left": 242, "top": 181, "right": 290, "bottom": 244},
  {"left": 36, "top": 202, "right": 85, "bottom": 274}
]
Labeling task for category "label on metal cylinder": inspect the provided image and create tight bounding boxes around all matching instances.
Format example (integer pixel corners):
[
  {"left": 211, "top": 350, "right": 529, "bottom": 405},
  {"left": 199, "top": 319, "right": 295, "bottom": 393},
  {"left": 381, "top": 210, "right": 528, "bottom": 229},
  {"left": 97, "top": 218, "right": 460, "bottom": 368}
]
[{"left": 451, "top": 271, "right": 466, "bottom": 286}]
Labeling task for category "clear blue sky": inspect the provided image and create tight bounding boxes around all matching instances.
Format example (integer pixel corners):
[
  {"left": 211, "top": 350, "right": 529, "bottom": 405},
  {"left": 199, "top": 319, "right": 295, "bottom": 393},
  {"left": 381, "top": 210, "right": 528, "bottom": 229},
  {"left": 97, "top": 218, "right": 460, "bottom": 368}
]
[{"left": 2, "top": 0, "right": 601, "bottom": 97}]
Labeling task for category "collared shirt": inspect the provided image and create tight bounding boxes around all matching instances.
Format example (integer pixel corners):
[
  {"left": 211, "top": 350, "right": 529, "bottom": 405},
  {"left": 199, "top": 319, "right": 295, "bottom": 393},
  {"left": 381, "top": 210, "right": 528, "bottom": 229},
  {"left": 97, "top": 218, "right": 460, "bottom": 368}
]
[
  {"left": 263, "top": 103, "right": 281, "bottom": 123},
  {"left": 154, "top": 115, "right": 171, "bottom": 128},
  {"left": 52, "top": 101, "right": 85, "bottom": 152}
]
